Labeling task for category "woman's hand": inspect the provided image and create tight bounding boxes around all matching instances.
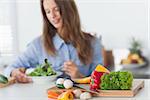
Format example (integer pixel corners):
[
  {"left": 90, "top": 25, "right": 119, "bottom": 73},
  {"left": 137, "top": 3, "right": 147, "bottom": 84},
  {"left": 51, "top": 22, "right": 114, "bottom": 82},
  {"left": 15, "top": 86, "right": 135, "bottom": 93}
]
[
  {"left": 11, "top": 68, "right": 32, "bottom": 83},
  {"left": 63, "top": 61, "right": 84, "bottom": 78}
]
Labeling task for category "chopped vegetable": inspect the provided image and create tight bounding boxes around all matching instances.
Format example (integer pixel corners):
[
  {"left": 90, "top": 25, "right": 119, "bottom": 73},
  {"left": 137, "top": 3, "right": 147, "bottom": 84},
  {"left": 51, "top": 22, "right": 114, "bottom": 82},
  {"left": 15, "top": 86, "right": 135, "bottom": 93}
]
[
  {"left": 90, "top": 64, "right": 110, "bottom": 91},
  {"left": 63, "top": 79, "right": 73, "bottom": 89},
  {"left": 80, "top": 92, "right": 92, "bottom": 100},
  {"left": 47, "top": 90, "right": 60, "bottom": 99},
  {"left": 100, "top": 71, "right": 133, "bottom": 90},
  {"left": 56, "top": 78, "right": 65, "bottom": 85},
  {"left": 73, "top": 89, "right": 82, "bottom": 98},
  {"left": 73, "top": 77, "right": 91, "bottom": 84},
  {"left": 56, "top": 84, "right": 65, "bottom": 89},
  {"left": 0, "top": 74, "right": 8, "bottom": 84},
  {"left": 58, "top": 91, "right": 74, "bottom": 100},
  {"left": 56, "top": 78, "right": 73, "bottom": 89},
  {"left": 56, "top": 78, "right": 65, "bottom": 89}
]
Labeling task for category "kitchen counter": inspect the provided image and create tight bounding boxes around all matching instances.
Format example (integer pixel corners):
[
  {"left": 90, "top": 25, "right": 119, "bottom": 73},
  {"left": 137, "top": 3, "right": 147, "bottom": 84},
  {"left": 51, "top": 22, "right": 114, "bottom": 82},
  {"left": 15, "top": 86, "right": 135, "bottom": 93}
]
[
  {"left": 0, "top": 79, "right": 149, "bottom": 100},
  {"left": 115, "top": 64, "right": 150, "bottom": 79}
]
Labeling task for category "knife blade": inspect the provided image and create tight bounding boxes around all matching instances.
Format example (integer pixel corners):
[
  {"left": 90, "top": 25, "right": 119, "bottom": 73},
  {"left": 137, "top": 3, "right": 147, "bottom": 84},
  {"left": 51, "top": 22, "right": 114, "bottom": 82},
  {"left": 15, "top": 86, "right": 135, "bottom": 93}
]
[{"left": 74, "top": 84, "right": 99, "bottom": 95}]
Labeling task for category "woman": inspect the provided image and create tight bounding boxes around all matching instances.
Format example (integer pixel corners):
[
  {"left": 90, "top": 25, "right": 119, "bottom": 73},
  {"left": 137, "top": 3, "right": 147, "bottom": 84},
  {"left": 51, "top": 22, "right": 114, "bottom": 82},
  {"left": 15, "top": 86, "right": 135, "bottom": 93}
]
[{"left": 4, "top": 0, "right": 103, "bottom": 83}]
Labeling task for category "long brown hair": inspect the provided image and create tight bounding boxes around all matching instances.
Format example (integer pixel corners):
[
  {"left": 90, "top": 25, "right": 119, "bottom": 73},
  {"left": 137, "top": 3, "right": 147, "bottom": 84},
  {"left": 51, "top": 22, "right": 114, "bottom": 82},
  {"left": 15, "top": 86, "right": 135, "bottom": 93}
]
[{"left": 40, "top": 0, "right": 94, "bottom": 65}]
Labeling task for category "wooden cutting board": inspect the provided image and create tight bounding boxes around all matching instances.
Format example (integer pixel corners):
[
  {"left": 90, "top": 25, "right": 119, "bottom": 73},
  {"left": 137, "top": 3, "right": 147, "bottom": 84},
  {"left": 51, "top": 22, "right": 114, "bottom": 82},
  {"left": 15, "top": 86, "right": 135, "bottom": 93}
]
[
  {"left": 98, "top": 79, "right": 144, "bottom": 97},
  {"left": 0, "top": 77, "right": 16, "bottom": 88},
  {"left": 48, "top": 80, "right": 144, "bottom": 97}
]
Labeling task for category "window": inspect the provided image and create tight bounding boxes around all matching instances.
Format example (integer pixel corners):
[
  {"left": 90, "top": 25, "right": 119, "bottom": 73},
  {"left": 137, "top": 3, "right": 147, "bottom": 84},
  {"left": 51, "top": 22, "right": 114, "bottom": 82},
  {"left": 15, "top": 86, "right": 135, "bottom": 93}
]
[
  {"left": 0, "top": 25, "right": 14, "bottom": 56},
  {"left": 0, "top": 1, "right": 15, "bottom": 57}
]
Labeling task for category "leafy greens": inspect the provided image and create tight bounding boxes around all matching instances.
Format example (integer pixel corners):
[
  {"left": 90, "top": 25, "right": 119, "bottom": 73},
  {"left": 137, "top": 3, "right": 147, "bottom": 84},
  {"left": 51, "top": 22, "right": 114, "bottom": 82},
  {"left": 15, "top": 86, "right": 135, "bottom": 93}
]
[
  {"left": 100, "top": 71, "right": 133, "bottom": 90},
  {"left": 27, "top": 59, "right": 56, "bottom": 76}
]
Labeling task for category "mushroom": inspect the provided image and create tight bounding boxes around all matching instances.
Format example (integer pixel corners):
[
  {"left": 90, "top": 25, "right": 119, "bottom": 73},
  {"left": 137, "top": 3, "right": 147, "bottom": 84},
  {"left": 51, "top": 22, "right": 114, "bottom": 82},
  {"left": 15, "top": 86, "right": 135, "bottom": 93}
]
[
  {"left": 73, "top": 89, "right": 82, "bottom": 98},
  {"left": 63, "top": 79, "right": 73, "bottom": 89},
  {"left": 56, "top": 78, "right": 65, "bottom": 85},
  {"left": 80, "top": 92, "right": 92, "bottom": 100}
]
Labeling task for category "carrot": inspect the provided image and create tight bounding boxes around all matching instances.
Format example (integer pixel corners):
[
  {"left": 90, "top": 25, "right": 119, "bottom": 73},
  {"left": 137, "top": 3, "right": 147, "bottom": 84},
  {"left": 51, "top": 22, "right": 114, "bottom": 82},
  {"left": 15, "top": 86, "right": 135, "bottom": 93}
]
[
  {"left": 48, "top": 98, "right": 57, "bottom": 100},
  {"left": 47, "top": 90, "right": 60, "bottom": 99}
]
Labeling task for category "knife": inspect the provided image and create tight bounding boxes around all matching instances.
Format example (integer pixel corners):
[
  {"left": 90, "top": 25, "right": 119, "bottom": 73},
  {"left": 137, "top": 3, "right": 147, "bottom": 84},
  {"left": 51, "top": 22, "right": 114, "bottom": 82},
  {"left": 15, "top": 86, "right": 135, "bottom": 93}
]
[{"left": 74, "top": 84, "right": 100, "bottom": 95}]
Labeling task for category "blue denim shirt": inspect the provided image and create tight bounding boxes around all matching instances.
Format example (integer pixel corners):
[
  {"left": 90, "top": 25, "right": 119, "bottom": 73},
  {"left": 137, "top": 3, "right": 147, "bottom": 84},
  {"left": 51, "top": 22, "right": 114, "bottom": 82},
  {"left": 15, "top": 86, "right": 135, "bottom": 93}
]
[{"left": 4, "top": 34, "right": 103, "bottom": 77}]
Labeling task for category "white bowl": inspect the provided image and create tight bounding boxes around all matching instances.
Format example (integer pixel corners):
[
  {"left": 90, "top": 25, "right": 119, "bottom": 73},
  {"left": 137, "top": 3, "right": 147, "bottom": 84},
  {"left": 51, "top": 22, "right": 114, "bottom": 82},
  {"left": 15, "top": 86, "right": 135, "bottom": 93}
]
[
  {"left": 30, "top": 72, "right": 62, "bottom": 84},
  {"left": 121, "top": 62, "right": 147, "bottom": 69}
]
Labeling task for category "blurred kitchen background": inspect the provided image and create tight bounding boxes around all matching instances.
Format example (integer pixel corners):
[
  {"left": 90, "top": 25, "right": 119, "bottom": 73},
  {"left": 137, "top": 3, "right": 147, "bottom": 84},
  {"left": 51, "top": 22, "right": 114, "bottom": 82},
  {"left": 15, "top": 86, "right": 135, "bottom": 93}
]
[{"left": 0, "top": 0, "right": 150, "bottom": 78}]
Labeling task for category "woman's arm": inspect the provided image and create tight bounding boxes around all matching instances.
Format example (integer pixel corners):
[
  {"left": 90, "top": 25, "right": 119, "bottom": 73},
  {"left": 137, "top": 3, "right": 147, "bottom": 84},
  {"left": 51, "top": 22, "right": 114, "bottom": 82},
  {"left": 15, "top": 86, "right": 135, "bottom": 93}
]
[{"left": 4, "top": 37, "right": 40, "bottom": 79}]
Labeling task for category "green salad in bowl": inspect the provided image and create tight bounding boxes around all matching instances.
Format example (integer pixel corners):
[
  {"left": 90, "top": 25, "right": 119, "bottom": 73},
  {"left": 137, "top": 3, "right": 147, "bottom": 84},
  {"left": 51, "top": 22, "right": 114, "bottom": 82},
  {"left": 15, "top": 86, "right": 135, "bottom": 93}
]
[{"left": 26, "top": 59, "right": 61, "bottom": 83}]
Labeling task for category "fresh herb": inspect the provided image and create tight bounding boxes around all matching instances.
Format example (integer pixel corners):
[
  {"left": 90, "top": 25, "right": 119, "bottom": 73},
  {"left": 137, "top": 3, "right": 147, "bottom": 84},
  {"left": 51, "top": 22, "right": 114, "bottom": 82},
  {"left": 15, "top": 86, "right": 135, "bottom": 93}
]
[
  {"left": 28, "top": 59, "right": 56, "bottom": 76},
  {"left": 100, "top": 71, "right": 133, "bottom": 90},
  {"left": 129, "top": 37, "right": 142, "bottom": 54},
  {"left": 56, "top": 84, "right": 65, "bottom": 89}
]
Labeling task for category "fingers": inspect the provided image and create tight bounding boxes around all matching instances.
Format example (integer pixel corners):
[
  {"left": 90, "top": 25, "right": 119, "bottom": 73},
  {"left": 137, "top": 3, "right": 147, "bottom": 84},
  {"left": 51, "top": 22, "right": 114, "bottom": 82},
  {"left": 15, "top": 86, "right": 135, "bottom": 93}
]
[
  {"left": 63, "top": 64, "right": 72, "bottom": 71},
  {"left": 11, "top": 68, "right": 32, "bottom": 83},
  {"left": 63, "top": 61, "right": 75, "bottom": 72},
  {"left": 62, "top": 61, "right": 79, "bottom": 78},
  {"left": 19, "top": 67, "right": 26, "bottom": 73},
  {"left": 63, "top": 61, "right": 76, "bottom": 70},
  {"left": 16, "top": 72, "right": 32, "bottom": 83},
  {"left": 64, "top": 61, "right": 73, "bottom": 66}
]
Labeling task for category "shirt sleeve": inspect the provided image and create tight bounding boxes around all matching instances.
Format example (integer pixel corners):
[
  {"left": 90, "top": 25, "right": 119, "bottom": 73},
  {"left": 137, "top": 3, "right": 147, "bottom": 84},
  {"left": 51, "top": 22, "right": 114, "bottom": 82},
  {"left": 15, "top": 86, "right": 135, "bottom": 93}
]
[
  {"left": 88, "top": 37, "right": 103, "bottom": 76},
  {"left": 4, "top": 38, "right": 40, "bottom": 77}
]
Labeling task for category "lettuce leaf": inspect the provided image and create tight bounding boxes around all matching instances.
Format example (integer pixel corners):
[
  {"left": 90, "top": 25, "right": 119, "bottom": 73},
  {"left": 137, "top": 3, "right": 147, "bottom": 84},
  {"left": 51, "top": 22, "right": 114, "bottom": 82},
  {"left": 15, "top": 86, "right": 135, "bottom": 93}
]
[{"left": 100, "top": 71, "right": 133, "bottom": 90}]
